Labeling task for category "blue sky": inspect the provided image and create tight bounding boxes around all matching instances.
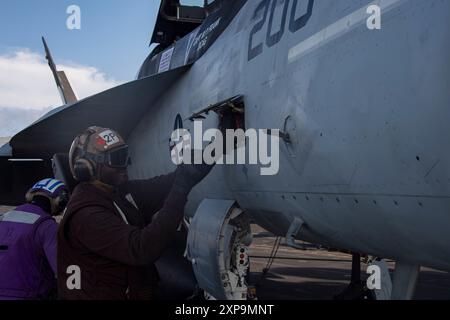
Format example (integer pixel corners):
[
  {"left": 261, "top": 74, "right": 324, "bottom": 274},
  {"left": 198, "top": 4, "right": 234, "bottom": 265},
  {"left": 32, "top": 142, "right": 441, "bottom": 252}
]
[
  {"left": 0, "top": 0, "right": 159, "bottom": 136},
  {"left": 0, "top": 0, "right": 204, "bottom": 136},
  {"left": 0, "top": 0, "right": 161, "bottom": 81}
]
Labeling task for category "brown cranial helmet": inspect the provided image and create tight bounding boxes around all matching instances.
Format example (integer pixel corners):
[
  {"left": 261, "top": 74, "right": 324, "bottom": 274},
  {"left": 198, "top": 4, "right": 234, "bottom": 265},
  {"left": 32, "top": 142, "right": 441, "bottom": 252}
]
[{"left": 69, "top": 126, "right": 130, "bottom": 182}]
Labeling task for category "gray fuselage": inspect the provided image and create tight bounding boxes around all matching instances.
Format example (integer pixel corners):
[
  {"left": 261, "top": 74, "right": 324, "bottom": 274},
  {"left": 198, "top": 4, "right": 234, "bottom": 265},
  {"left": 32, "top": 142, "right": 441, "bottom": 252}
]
[{"left": 127, "top": 0, "right": 450, "bottom": 272}]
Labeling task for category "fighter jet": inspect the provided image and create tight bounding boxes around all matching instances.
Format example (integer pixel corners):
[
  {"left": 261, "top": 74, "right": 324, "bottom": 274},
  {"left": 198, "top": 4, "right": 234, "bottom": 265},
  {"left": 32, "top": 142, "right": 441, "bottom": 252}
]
[{"left": 1, "top": 0, "right": 450, "bottom": 300}]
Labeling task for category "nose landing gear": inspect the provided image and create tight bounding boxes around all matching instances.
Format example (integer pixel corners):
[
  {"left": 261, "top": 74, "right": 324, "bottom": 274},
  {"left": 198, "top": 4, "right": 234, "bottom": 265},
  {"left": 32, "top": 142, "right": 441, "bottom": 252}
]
[{"left": 186, "top": 199, "right": 253, "bottom": 300}]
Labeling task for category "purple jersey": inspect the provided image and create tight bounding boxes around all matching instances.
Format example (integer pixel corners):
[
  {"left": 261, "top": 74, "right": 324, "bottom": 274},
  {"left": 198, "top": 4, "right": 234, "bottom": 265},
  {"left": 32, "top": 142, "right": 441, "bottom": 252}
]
[{"left": 0, "top": 204, "right": 57, "bottom": 300}]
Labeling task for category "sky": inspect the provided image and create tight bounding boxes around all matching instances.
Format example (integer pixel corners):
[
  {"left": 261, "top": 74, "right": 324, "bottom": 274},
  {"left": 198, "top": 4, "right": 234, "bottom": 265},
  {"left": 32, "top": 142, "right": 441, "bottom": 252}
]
[{"left": 0, "top": 0, "right": 203, "bottom": 137}]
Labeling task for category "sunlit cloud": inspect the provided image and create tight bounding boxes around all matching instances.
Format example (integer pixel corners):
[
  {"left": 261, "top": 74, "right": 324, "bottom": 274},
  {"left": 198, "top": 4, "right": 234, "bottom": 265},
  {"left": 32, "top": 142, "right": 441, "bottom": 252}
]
[{"left": 0, "top": 49, "right": 122, "bottom": 136}]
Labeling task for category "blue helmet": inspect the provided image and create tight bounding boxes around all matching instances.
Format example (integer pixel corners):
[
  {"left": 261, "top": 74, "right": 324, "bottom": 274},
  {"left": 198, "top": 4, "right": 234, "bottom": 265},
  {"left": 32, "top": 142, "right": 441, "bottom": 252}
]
[
  {"left": 27, "top": 179, "right": 67, "bottom": 198},
  {"left": 26, "top": 178, "right": 69, "bottom": 215}
]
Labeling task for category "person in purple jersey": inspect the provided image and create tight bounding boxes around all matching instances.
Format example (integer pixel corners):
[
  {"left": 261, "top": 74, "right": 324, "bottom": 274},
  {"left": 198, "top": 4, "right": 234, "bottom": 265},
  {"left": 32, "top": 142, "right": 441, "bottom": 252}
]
[{"left": 0, "top": 178, "right": 69, "bottom": 300}]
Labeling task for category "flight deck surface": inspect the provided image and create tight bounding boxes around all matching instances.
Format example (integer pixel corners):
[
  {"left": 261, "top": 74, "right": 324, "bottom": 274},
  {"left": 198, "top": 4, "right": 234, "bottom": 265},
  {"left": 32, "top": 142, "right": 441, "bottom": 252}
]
[{"left": 1, "top": 205, "right": 447, "bottom": 300}]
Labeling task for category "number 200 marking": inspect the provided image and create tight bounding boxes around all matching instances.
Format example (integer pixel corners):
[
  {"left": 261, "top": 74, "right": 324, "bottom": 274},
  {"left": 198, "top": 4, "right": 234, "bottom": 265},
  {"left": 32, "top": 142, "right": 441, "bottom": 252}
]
[{"left": 248, "top": 0, "right": 314, "bottom": 61}]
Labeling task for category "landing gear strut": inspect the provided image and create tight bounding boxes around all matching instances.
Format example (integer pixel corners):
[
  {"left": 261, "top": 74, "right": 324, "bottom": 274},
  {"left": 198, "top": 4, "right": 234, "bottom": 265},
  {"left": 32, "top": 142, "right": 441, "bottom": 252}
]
[{"left": 334, "top": 253, "right": 374, "bottom": 300}]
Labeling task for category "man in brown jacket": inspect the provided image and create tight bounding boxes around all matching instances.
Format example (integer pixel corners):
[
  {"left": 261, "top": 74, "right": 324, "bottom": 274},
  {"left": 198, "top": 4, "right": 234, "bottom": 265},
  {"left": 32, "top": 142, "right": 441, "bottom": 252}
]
[{"left": 57, "top": 126, "right": 213, "bottom": 300}]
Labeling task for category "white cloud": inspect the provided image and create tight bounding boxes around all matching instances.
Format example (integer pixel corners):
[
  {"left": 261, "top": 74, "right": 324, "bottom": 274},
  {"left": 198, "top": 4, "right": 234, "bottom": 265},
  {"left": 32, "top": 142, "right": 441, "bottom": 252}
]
[
  {"left": 0, "top": 106, "right": 52, "bottom": 137},
  {"left": 0, "top": 49, "right": 122, "bottom": 136}
]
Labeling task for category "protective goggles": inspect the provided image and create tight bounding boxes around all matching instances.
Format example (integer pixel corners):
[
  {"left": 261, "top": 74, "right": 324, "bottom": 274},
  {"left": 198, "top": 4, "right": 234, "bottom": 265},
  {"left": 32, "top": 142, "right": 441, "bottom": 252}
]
[{"left": 86, "top": 145, "right": 131, "bottom": 168}]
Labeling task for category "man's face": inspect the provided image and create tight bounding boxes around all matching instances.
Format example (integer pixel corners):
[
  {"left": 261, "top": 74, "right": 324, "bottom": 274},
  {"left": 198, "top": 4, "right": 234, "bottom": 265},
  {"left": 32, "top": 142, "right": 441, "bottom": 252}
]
[{"left": 98, "top": 164, "right": 129, "bottom": 187}]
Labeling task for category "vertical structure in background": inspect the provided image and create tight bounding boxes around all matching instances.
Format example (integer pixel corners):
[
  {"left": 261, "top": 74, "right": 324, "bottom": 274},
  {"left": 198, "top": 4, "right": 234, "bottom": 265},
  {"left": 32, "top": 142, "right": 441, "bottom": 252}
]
[{"left": 42, "top": 37, "right": 78, "bottom": 105}]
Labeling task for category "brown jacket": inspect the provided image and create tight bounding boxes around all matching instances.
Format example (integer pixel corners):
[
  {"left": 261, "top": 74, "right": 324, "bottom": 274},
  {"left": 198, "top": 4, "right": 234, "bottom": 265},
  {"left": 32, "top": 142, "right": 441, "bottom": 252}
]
[{"left": 57, "top": 173, "right": 188, "bottom": 300}]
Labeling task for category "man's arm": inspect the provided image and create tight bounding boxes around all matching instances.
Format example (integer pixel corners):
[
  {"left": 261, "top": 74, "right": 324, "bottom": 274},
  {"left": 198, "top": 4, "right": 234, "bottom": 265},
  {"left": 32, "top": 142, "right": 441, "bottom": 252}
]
[
  {"left": 75, "top": 155, "right": 214, "bottom": 266},
  {"left": 122, "top": 149, "right": 215, "bottom": 223},
  {"left": 36, "top": 219, "right": 58, "bottom": 274},
  {"left": 72, "top": 187, "right": 188, "bottom": 266},
  {"left": 121, "top": 172, "right": 176, "bottom": 222}
]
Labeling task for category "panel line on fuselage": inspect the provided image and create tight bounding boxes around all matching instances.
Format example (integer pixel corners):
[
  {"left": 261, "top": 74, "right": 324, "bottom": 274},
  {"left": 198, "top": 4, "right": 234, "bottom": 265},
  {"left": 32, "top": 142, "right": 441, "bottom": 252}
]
[{"left": 288, "top": 0, "right": 406, "bottom": 63}]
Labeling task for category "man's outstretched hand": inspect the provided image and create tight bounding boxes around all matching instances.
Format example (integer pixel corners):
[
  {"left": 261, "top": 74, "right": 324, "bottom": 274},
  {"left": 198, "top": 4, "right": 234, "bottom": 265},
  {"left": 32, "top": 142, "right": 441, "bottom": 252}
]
[{"left": 174, "top": 149, "right": 215, "bottom": 193}]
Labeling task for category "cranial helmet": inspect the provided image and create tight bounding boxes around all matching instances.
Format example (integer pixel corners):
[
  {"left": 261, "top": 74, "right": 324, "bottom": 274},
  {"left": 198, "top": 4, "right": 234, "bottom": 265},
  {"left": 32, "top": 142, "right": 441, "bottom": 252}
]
[
  {"left": 25, "top": 178, "right": 69, "bottom": 215},
  {"left": 69, "top": 126, "right": 130, "bottom": 182}
]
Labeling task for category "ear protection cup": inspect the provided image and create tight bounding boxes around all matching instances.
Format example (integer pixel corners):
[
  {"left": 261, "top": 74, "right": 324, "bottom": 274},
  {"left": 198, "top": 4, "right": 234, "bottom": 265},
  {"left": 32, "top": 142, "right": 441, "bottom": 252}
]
[
  {"left": 69, "top": 128, "right": 97, "bottom": 182},
  {"left": 25, "top": 191, "right": 33, "bottom": 203},
  {"left": 25, "top": 191, "right": 59, "bottom": 216},
  {"left": 73, "top": 158, "right": 96, "bottom": 182},
  {"left": 69, "top": 135, "right": 83, "bottom": 180}
]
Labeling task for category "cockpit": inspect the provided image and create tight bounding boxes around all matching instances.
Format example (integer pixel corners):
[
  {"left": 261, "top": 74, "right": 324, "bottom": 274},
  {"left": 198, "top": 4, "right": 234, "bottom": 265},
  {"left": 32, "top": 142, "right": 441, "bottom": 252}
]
[
  {"left": 151, "top": 0, "right": 222, "bottom": 49},
  {"left": 139, "top": 0, "right": 242, "bottom": 78}
]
